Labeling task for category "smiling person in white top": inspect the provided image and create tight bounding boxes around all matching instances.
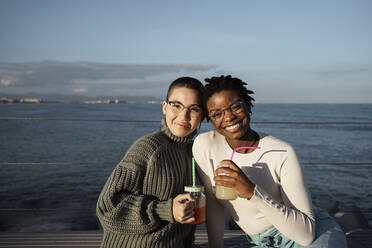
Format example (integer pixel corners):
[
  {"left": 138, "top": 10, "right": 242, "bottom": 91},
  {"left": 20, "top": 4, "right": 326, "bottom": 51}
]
[{"left": 192, "top": 75, "right": 346, "bottom": 248}]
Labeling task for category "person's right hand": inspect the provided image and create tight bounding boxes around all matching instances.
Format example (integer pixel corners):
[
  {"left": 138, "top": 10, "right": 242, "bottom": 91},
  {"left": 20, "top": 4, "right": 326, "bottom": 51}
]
[
  {"left": 214, "top": 160, "right": 256, "bottom": 199},
  {"left": 172, "top": 193, "right": 195, "bottom": 224}
]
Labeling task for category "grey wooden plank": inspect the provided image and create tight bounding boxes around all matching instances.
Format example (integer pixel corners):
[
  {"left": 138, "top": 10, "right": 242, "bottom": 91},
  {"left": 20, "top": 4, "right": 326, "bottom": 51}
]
[
  {"left": 0, "top": 231, "right": 249, "bottom": 247},
  {"left": 3, "top": 230, "right": 371, "bottom": 248}
]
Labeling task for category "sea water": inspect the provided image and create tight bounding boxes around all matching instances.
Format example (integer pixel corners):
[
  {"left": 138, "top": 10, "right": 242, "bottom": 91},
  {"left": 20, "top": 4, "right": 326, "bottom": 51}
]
[{"left": 0, "top": 103, "right": 371, "bottom": 231}]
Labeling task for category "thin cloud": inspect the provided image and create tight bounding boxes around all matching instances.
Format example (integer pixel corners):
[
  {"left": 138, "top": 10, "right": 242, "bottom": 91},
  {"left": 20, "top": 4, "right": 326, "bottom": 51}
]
[
  {"left": 308, "top": 67, "right": 371, "bottom": 76},
  {"left": 0, "top": 61, "right": 217, "bottom": 96}
]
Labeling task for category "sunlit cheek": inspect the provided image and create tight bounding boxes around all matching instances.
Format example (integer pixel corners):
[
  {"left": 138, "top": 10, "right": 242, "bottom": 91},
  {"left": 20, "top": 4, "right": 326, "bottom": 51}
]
[
  {"left": 165, "top": 112, "right": 176, "bottom": 127},
  {"left": 190, "top": 120, "right": 198, "bottom": 131}
]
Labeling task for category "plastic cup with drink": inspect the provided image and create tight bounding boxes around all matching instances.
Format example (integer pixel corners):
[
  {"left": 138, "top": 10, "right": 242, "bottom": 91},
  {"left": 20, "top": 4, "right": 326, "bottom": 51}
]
[{"left": 215, "top": 146, "right": 260, "bottom": 200}]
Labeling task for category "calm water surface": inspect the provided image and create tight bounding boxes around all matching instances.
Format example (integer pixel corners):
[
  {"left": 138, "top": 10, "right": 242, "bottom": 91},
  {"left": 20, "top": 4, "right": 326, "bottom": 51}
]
[{"left": 0, "top": 103, "right": 371, "bottom": 231}]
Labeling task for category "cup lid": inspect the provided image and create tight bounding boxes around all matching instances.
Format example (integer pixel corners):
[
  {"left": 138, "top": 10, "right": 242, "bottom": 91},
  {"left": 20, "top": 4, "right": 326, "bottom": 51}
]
[{"left": 184, "top": 186, "right": 204, "bottom": 192}]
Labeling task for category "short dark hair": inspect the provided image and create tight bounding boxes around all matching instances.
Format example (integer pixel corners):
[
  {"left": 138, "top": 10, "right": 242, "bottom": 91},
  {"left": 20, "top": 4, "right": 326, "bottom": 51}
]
[
  {"left": 203, "top": 75, "right": 255, "bottom": 119},
  {"left": 166, "top": 77, "right": 204, "bottom": 102}
]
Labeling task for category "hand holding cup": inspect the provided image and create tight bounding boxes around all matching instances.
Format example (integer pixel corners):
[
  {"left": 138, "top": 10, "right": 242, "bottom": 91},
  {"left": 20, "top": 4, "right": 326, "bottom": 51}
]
[
  {"left": 172, "top": 193, "right": 195, "bottom": 224},
  {"left": 214, "top": 160, "right": 255, "bottom": 200}
]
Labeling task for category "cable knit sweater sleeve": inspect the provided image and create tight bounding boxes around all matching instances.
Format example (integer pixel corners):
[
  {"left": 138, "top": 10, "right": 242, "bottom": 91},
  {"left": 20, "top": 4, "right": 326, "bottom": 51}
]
[{"left": 96, "top": 135, "right": 175, "bottom": 235}]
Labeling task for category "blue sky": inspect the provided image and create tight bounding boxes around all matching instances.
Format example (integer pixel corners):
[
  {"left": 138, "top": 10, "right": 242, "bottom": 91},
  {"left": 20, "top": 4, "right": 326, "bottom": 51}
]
[{"left": 0, "top": 0, "right": 371, "bottom": 102}]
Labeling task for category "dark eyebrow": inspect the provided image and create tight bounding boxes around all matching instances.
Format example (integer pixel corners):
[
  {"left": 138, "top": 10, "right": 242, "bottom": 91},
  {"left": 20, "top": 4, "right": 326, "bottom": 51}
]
[
  {"left": 208, "top": 100, "right": 241, "bottom": 112},
  {"left": 168, "top": 100, "right": 202, "bottom": 108},
  {"left": 168, "top": 100, "right": 182, "bottom": 104},
  {"left": 189, "top": 104, "right": 202, "bottom": 108}
]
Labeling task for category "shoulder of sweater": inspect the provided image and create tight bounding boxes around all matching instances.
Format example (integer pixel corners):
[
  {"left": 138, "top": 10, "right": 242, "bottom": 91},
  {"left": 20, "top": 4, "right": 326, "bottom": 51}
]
[
  {"left": 128, "top": 130, "right": 172, "bottom": 154},
  {"left": 259, "top": 133, "right": 294, "bottom": 151},
  {"left": 194, "top": 130, "right": 220, "bottom": 145},
  {"left": 193, "top": 130, "right": 226, "bottom": 159},
  {"left": 122, "top": 130, "right": 183, "bottom": 169}
]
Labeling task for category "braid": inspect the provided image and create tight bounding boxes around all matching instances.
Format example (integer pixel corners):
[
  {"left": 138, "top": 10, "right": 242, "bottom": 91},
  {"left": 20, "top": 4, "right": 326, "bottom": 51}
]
[{"left": 203, "top": 75, "right": 255, "bottom": 117}]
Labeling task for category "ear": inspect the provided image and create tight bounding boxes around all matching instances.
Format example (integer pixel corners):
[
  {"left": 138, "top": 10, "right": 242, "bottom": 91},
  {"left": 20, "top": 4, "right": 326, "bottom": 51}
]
[{"left": 162, "top": 101, "right": 167, "bottom": 115}]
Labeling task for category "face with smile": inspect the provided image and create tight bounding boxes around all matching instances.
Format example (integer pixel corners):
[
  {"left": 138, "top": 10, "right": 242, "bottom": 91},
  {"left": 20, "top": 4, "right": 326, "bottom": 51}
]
[
  {"left": 162, "top": 87, "right": 203, "bottom": 137},
  {"left": 207, "top": 90, "right": 251, "bottom": 145}
]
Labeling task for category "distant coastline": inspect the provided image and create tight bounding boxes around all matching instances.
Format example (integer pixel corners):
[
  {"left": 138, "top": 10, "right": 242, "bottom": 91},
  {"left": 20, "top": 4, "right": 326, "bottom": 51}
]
[
  {"left": 0, "top": 94, "right": 163, "bottom": 104},
  {"left": 1, "top": 95, "right": 371, "bottom": 105}
]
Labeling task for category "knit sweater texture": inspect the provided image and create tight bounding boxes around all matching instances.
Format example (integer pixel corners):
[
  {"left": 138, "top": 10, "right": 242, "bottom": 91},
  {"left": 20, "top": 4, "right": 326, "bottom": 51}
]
[{"left": 96, "top": 119, "right": 197, "bottom": 248}]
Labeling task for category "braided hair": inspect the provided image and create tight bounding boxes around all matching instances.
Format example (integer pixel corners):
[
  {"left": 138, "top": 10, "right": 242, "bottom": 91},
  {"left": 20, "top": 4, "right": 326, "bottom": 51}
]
[{"left": 203, "top": 75, "right": 255, "bottom": 120}]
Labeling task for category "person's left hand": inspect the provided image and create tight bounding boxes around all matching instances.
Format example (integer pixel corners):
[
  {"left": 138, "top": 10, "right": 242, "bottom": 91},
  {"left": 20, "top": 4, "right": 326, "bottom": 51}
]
[
  {"left": 214, "top": 160, "right": 256, "bottom": 199},
  {"left": 172, "top": 193, "right": 195, "bottom": 224}
]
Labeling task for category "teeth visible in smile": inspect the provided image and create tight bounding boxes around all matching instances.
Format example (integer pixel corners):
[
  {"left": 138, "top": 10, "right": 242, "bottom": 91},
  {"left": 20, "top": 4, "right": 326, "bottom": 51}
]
[{"left": 225, "top": 123, "right": 240, "bottom": 131}]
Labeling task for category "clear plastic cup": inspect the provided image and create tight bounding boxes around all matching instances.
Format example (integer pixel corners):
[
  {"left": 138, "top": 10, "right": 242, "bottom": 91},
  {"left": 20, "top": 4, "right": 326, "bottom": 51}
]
[
  {"left": 184, "top": 186, "right": 206, "bottom": 225},
  {"left": 215, "top": 146, "right": 260, "bottom": 200},
  {"left": 216, "top": 185, "right": 238, "bottom": 200}
]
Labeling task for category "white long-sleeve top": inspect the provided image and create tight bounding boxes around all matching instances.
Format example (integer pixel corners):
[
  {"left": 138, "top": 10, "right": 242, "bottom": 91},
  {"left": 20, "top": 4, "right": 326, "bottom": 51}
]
[{"left": 192, "top": 131, "right": 315, "bottom": 247}]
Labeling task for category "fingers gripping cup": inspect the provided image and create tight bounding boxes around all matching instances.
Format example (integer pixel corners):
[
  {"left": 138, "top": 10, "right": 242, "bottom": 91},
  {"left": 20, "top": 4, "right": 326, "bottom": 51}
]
[
  {"left": 184, "top": 186, "right": 206, "bottom": 224},
  {"left": 215, "top": 146, "right": 260, "bottom": 200}
]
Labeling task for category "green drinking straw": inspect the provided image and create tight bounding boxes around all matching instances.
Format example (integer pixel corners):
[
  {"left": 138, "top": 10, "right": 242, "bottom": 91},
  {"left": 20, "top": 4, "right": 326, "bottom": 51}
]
[{"left": 192, "top": 157, "right": 196, "bottom": 187}]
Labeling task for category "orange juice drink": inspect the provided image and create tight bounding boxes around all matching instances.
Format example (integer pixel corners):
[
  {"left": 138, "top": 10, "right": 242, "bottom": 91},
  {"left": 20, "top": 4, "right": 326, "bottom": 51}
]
[{"left": 184, "top": 186, "right": 205, "bottom": 224}]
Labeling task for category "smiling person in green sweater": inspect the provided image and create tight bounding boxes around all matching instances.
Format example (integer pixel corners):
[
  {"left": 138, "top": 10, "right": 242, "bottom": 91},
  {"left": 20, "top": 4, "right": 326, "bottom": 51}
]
[{"left": 96, "top": 77, "right": 205, "bottom": 248}]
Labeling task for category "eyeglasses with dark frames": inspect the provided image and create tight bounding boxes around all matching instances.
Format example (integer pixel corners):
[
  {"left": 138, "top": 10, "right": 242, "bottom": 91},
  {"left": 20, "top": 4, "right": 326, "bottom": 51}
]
[
  {"left": 167, "top": 101, "right": 203, "bottom": 118},
  {"left": 208, "top": 100, "right": 245, "bottom": 122}
]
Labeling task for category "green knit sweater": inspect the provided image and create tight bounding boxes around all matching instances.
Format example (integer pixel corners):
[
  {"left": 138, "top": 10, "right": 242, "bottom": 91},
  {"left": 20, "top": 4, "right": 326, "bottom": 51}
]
[{"left": 96, "top": 119, "right": 197, "bottom": 248}]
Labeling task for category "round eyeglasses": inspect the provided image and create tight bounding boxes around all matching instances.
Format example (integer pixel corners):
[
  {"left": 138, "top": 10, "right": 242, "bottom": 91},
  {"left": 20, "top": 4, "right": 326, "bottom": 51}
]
[
  {"left": 167, "top": 101, "right": 203, "bottom": 118},
  {"left": 208, "top": 100, "right": 245, "bottom": 122}
]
